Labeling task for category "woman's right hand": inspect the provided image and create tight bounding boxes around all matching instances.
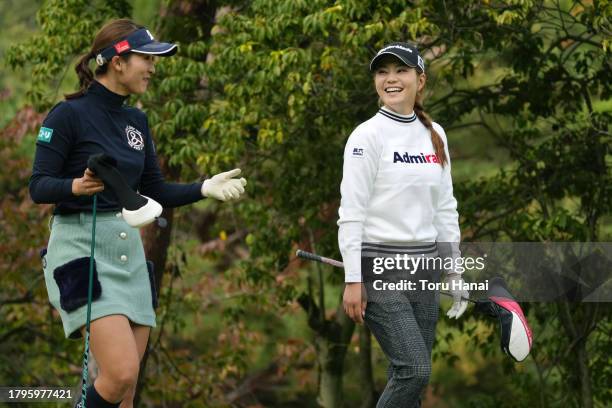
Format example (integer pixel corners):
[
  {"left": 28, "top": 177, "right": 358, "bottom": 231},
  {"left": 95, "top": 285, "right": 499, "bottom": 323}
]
[
  {"left": 72, "top": 168, "right": 104, "bottom": 196},
  {"left": 343, "top": 282, "right": 367, "bottom": 324}
]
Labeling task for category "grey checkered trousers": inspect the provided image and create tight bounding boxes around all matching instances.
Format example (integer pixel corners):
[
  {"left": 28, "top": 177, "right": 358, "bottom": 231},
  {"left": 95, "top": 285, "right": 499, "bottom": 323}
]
[{"left": 362, "top": 245, "right": 442, "bottom": 408}]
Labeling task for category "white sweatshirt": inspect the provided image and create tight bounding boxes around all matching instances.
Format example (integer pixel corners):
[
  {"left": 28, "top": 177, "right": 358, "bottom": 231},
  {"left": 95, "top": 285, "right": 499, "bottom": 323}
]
[{"left": 337, "top": 106, "right": 461, "bottom": 282}]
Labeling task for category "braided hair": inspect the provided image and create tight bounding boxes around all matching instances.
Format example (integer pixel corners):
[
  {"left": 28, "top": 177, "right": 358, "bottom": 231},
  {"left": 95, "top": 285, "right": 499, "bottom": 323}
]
[{"left": 414, "top": 98, "right": 447, "bottom": 167}]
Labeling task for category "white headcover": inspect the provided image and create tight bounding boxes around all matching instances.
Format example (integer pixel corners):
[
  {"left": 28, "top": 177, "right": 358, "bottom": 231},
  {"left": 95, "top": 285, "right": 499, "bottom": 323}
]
[
  {"left": 121, "top": 195, "right": 162, "bottom": 228},
  {"left": 508, "top": 311, "right": 531, "bottom": 362}
]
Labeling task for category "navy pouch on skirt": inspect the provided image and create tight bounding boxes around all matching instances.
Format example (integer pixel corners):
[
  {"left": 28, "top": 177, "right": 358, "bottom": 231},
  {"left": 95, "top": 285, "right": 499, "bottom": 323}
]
[{"left": 53, "top": 257, "right": 102, "bottom": 312}]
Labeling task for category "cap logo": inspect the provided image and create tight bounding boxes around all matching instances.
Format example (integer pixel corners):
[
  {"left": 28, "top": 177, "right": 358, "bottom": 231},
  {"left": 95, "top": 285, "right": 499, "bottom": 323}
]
[
  {"left": 378, "top": 44, "right": 413, "bottom": 55},
  {"left": 145, "top": 30, "right": 154, "bottom": 40},
  {"left": 114, "top": 40, "right": 131, "bottom": 54}
]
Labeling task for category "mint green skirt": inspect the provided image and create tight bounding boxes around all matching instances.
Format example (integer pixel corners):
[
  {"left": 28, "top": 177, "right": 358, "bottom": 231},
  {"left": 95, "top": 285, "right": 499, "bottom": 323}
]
[{"left": 42, "top": 212, "right": 157, "bottom": 339}]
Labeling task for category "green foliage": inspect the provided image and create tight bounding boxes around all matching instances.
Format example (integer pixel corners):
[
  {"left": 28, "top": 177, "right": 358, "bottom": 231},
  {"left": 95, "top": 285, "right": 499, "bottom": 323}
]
[
  {"left": 204, "top": 0, "right": 443, "bottom": 291},
  {"left": 0, "top": 0, "right": 40, "bottom": 128},
  {"left": 5, "top": 0, "right": 132, "bottom": 110},
  {"left": 0, "top": 107, "right": 85, "bottom": 393},
  {"left": 204, "top": 1, "right": 610, "bottom": 406}
]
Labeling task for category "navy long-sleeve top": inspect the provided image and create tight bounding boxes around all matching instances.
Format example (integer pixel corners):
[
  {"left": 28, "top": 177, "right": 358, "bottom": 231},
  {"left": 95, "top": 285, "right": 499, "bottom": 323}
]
[{"left": 29, "top": 80, "right": 203, "bottom": 214}]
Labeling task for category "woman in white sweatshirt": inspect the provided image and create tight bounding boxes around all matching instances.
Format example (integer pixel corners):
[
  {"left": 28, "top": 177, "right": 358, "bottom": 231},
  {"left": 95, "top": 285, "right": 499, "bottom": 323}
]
[{"left": 338, "top": 42, "right": 468, "bottom": 407}]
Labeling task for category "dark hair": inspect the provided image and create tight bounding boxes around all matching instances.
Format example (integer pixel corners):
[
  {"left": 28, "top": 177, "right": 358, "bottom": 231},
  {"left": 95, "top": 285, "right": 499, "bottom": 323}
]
[
  {"left": 65, "top": 18, "right": 144, "bottom": 99},
  {"left": 414, "top": 97, "right": 448, "bottom": 167}
]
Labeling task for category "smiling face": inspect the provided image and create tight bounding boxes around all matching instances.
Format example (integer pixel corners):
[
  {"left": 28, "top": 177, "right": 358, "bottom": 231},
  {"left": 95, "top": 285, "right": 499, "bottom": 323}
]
[
  {"left": 374, "top": 56, "right": 426, "bottom": 115},
  {"left": 106, "top": 53, "right": 157, "bottom": 95}
]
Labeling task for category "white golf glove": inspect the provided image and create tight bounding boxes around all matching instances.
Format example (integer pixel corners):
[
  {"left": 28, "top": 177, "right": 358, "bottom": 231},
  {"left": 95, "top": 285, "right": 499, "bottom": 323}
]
[
  {"left": 201, "top": 168, "right": 247, "bottom": 201},
  {"left": 446, "top": 273, "right": 469, "bottom": 319}
]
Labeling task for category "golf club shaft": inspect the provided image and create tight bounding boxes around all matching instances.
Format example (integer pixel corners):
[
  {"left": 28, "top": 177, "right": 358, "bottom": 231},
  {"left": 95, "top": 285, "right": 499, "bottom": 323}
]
[
  {"left": 295, "top": 249, "right": 474, "bottom": 303},
  {"left": 81, "top": 194, "right": 97, "bottom": 408}
]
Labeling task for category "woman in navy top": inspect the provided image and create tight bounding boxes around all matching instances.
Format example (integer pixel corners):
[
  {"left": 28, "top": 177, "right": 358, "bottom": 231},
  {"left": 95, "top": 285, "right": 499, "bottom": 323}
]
[{"left": 30, "top": 19, "right": 246, "bottom": 408}]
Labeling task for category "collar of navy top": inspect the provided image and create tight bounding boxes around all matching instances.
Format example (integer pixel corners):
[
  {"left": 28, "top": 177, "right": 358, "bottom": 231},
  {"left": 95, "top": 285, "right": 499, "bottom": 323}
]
[
  {"left": 378, "top": 106, "right": 417, "bottom": 123},
  {"left": 87, "top": 80, "right": 129, "bottom": 109}
]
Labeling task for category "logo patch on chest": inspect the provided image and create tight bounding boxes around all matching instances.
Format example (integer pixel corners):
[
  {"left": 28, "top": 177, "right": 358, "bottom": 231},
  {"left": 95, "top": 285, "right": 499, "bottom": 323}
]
[
  {"left": 393, "top": 152, "right": 439, "bottom": 164},
  {"left": 125, "top": 125, "right": 144, "bottom": 151}
]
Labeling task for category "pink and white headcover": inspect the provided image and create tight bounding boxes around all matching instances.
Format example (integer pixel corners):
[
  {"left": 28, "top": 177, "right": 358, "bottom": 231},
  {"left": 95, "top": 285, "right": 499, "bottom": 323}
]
[{"left": 476, "top": 277, "right": 533, "bottom": 362}]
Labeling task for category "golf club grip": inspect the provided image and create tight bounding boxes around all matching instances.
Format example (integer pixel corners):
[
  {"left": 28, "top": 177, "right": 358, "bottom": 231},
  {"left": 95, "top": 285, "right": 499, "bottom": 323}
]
[{"left": 296, "top": 250, "right": 344, "bottom": 268}]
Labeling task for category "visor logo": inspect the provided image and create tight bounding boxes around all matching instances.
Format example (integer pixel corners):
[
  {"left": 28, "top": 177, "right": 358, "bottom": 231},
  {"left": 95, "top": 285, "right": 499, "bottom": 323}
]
[
  {"left": 126, "top": 125, "right": 144, "bottom": 151},
  {"left": 114, "top": 40, "right": 131, "bottom": 54}
]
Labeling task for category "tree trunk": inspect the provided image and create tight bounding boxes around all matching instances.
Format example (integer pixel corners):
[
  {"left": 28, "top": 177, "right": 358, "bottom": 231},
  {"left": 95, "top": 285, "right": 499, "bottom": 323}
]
[
  {"left": 576, "top": 338, "right": 593, "bottom": 408},
  {"left": 131, "top": 0, "right": 218, "bottom": 405},
  {"left": 556, "top": 302, "right": 594, "bottom": 408},
  {"left": 299, "top": 291, "right": 355, "bottom": 408},
  {"left": 316, "top": 335, "right": 346, "bottom": 408},
  {"left": 316, "top": 308, "right": 355, "bottom": 408},
  {"left": 358, "top": 325, "right": 376, "bottom": 408}
]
